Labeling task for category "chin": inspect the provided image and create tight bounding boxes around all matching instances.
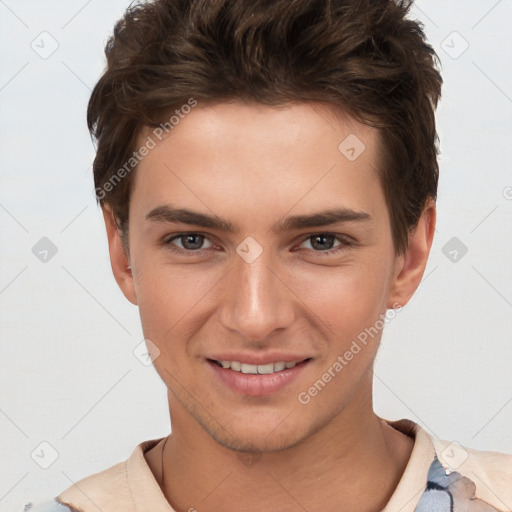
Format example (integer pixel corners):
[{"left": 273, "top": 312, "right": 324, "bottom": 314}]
[
  {"left": 199, "top": 409, "right": 323, "bottom": 454},
  {"left": 210, "top": 427, "right": 306, "bottom": 454}
]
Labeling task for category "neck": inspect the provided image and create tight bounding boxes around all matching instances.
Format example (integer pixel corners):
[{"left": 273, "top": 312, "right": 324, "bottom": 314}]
[{"left": 157, "top": 381, "right": 414, "bottom": 512}]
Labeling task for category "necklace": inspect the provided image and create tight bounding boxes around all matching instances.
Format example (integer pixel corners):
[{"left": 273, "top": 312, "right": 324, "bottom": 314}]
[{"left": 160, "top": 435, "right": 169, "bottom": 489}]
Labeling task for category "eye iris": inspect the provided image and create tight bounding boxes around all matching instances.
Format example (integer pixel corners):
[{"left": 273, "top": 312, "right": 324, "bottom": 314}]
[
  {"left": 312, "top": 235, "right": 335, "bottom": 251},
  {"left": 182, "top": 234, "right": 203, "bottom": 250}
]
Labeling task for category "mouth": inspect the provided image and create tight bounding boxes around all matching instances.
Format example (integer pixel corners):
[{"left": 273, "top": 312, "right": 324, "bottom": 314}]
[{"left": 206, "top": 357, "right": 312, "bottom": 396}]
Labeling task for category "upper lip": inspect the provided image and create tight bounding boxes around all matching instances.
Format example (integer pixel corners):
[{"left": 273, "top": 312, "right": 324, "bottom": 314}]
[{"left": 207, "top": 352, "right": 311, "bottom": 366}]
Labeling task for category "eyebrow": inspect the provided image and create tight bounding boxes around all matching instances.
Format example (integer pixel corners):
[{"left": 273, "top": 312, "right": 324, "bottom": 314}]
[{"left": 145, "top": 204, "right": 372, "bottom": 233}]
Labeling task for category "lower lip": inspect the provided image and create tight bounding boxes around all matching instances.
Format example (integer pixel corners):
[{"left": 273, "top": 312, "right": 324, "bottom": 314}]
[{"left": 207, "top": 360, "right": 310, "bottom": 396}]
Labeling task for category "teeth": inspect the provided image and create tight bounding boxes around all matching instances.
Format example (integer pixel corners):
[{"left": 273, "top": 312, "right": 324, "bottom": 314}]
[{"left": 217, "top": 360, "right": 298, "bottom": 374}]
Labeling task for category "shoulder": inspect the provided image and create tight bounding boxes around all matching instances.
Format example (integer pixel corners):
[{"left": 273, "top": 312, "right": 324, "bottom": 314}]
[
  {"left": 55, "top": 458, "right": 130, "bottom": 511},
  {"left": 429, "top": 434, "right": 512, "bottom": 510},
  {"left": 54, "top": 438, "right": 164, "bottom": 512},
  {"left": 17, "top": 460, "right": 128, "bottom": 512},
  {"left": 385, "top": 418, "right": 512, "bottom": 512}
]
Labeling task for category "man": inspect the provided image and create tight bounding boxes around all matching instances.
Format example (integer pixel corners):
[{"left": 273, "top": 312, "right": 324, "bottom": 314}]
[{"left": 23, "top": 0, "right": 512, "bottom": 510}]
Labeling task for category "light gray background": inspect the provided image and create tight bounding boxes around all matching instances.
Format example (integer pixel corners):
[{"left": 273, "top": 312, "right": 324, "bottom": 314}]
[{"left": 1, "top": 0, "right": 511, "bottom": 509}]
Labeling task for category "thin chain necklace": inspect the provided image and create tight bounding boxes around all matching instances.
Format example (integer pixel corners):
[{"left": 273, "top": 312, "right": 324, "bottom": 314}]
[{"left": 160, "top": 436, "right": 169, "bottom": 490}]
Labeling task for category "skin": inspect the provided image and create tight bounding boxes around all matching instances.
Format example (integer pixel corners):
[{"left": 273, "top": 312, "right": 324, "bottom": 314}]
[{"left": 103, "top": 100, "right": 436, "bottom": 512}]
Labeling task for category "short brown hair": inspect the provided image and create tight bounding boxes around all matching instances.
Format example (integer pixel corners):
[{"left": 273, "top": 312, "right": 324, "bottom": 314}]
[{"left": 88, "top": 0, "right": 442, "bottom": 255}]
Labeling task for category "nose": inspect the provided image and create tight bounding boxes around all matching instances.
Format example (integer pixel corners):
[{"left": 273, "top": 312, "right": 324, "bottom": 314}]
[{"left": 218, "top": 246, "right": 295, "bottom": 343}]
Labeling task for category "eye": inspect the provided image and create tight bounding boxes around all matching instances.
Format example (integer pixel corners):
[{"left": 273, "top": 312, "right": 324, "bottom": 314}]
[
  {"left": 297, "top": 233, "right": 352, "bottom": 255},
  {"left": 163, "top": 233, "right": 214, "bottom": 255}
]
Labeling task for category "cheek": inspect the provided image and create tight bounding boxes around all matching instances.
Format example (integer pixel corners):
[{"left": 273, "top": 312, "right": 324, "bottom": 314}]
[
  {"left": 297, "top": 259, "right": 391, "bottom": 324},
  {"left": 134, "top": 260, "right": 219, "bottom": 344},
  {"left": 135, "top": 279, "right": 196, "bottom": 382}
]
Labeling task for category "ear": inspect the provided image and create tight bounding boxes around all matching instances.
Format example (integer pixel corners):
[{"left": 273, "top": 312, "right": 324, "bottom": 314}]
[
  {"left": 387, "top": 199, "right": 436, "bottom": 308},
  {"left": 102, "top": 205, "right": 138, "bottom": 306}
]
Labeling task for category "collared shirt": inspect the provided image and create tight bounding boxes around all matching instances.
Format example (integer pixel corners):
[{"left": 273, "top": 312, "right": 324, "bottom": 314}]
[{"left": 21, "top": 418, "right": 512, "bottom": 512}]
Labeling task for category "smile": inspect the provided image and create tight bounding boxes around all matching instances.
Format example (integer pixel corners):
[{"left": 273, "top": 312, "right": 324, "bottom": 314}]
[{"left": 207, "top": 358, "right": 312, "bottom": 396}]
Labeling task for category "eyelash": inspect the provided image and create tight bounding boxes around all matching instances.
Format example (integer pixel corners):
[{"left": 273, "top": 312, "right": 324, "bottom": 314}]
[{"left": 161, "top": 232, "right": 354, "bottom": 257}]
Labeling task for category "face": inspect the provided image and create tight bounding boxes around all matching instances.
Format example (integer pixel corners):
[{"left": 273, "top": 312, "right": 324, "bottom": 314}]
[{"left": 104, "top": 101, "right": 434, "bottom": 453}]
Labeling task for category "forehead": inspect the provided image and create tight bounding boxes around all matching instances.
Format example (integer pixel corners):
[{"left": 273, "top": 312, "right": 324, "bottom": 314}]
[
  {"left": 139, "top": 100, "right": 377, "bottom": 158},
  {"left": 131, "top": 101, "right": 385, "bottom": 223}
]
